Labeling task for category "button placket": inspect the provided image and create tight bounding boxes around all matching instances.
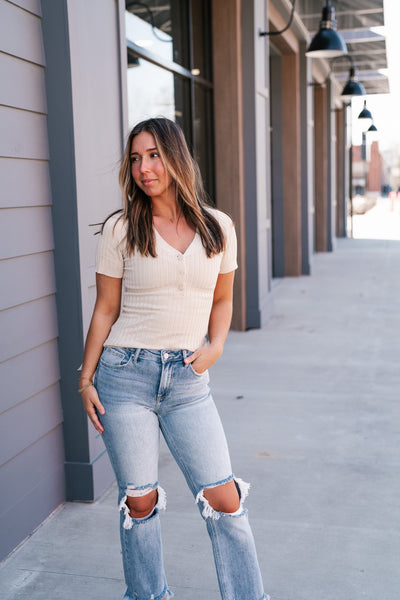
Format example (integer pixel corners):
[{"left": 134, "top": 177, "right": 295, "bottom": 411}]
[{"left": 177, "top": 254, "right": 186, "bottom": 291}]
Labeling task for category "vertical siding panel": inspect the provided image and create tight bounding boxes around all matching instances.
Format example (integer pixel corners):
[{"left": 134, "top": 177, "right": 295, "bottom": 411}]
[
  {"left": 67, "top": 0, "right": 124, "bottom": 497},
  {"left": 67, "top": 0, "right": 123, "bottom": 337}
]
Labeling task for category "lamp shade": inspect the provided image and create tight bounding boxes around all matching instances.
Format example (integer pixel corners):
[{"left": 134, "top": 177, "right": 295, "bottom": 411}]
[
  {"left": 368, "top": 122, "right": 378, "bottom": 132},
  {"left": 341, "top": 67, "right": 365, "bottom": 98},
  {"left": 358, "top": 100, "right": 372, "bottom": 120},
  {"left": 306, "top": 1, "right": 347, "bottom": 58}
]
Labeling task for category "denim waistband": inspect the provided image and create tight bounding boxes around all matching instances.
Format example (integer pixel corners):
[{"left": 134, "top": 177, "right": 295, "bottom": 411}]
[{"left": 106, "top": 347, "right": 192, "bottom": 364}]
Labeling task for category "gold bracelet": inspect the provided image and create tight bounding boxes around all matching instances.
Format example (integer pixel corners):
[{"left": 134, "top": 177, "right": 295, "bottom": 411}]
[{"left": 78, "top": 381, "right": 94, "bottom": 394}]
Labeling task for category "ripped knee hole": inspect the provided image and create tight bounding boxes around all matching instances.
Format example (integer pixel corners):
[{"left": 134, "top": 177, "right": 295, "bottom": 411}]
[
  {"left": 203, "top": 480, "right": 240, "bottom": 513},
  {"left": 119, "top": 485, "right": 167, "bottom": 529},
  {"left": 126, "top": 488, "right": 158, "bottom": 518},
  {"left": 196, "top": 477, "right": 250, "bottom": 520}
]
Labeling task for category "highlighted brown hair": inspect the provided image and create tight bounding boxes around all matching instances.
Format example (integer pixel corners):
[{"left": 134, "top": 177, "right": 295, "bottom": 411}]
[{"left": 107, "top": 117, "right": 225, "bottom": 257}]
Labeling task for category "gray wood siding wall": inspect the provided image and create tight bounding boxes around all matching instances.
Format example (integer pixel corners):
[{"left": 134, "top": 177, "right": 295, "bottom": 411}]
[{"left": 0, "top": 0, "right": 65, "bottom": 560}]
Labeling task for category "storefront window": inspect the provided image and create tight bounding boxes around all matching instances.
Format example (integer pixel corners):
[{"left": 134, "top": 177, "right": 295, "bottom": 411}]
[{"left": 125, "top": 0, "right": 214, "bottom": 197}]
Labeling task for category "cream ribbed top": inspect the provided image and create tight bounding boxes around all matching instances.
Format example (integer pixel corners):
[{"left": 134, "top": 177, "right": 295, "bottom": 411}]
[{"left": 96, "top": 208, "right": 237, "bottom": 351}]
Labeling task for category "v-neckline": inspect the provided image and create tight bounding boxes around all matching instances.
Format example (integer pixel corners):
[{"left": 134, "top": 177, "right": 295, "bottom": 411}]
[{"left": 154, "top": 226, "right": 197, "bottom": 256}]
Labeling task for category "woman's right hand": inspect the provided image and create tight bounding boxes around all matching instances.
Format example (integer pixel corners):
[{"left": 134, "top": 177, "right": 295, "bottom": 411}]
[{"left": 81, "top": 385, "right": 105, "bottom": 434}]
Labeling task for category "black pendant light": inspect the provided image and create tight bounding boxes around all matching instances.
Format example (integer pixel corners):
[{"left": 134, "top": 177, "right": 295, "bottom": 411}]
[
  {"left": 341, "top": 66, "right": 366, "bottom": 98},
  {"left": 306, "top": 0, "right": 347, "bottom": 58},
  {"left": 358, "top": 100, "right": 373, "bottom": 120},
  {"left": 368, "top": 122, "right": 378, "bottom": 132}
]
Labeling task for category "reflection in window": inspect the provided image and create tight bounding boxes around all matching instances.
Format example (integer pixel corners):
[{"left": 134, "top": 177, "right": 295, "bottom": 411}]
[
  {"left": 126, "top": 10, "right": 172, "bottom": 62},
  {"left": 194, "top": 84, "right": 214, "bottom": 199},
  {"left": 127, "top": 58, "right": 175, "bottom": 126},
  {"left": 127, "top": 56, "right": 189, "bottom": 136},
  {"left": 125, "top": 1, "right": 189, "bottom": 68}
]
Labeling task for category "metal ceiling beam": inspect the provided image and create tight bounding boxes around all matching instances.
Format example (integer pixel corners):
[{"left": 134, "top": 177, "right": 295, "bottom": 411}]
[
  {"left": 300, "top": 8, "right": 383, "bottom": 19},
  {"left": 341, "top": 30, "right": 385, "bottom": 43},
  {"left": 345, "top": 47, "right": 386, "bottom": 57}
]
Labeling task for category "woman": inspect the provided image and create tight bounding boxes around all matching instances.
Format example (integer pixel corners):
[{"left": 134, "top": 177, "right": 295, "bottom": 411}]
[{"left": 79, "top": 117, "right": 267, "bottom": 600}]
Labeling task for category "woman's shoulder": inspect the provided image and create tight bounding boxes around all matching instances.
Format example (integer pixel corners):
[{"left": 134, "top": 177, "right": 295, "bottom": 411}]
[
  {"left": 204, "top": 205, "right": 234, "bottom": 229},
  {"left": 97, "top": 211, "right": 128, "bottom": 254},
  {"left": 101, "top": 211, "right": 128, "bottom": 240}
]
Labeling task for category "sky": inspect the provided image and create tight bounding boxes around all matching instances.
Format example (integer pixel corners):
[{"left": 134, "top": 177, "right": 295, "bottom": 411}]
[{"left": 350, "top": 0, "right": 400, "bottom": 154}]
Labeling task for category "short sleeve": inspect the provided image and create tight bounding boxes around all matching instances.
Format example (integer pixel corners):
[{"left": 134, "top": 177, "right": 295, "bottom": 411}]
[
  {"left": 219, "top": 215, "right": 238, "bottom": 274},
  {"left": 95, "top": 215, "right": 125, "bottom": 278}
]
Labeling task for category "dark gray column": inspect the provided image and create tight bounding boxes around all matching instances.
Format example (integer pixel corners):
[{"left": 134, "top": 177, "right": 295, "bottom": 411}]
[
  {"left": 241, "top": 0, "right": 261, "bottom": 328},
  {"left": 314, "top": 84, "right": 328, "bottom": 252},
  {"left": 269, "top": 53, "right": 285, "bottom": 278},
  {"left": 326, "top": 79, "right": 335, "bottom": 252},
  {"left": 335, "top": 107, "right": 347, "bottom": 238},
  {"left": 41, "top": 0, "right": 92, "bottom": 500},
  {"left": 299, "top": 42, "right": 313, "bottom": 274}
]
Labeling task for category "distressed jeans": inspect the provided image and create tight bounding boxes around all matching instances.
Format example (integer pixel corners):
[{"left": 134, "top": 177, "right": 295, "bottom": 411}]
[{"left": 95, "top": 347, "right": 267, "bottom": 600}]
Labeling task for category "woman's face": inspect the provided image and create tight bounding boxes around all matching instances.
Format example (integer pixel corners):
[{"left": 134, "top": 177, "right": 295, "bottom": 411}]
[{"left": 130, "top": 131, "right": 172, "bottom": 198}]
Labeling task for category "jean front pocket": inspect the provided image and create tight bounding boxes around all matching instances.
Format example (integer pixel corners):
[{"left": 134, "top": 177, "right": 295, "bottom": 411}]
[
  {"left": 188, "top": 363, "right": 207, "bottom": 378},
  {"left": 99, "top": 346, "right": 131, "bottom": 368}
]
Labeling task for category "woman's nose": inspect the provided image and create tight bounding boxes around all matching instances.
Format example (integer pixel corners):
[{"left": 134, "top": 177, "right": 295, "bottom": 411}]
[{"left": 139, "top": 157, "right": 150, "bottom": 173}]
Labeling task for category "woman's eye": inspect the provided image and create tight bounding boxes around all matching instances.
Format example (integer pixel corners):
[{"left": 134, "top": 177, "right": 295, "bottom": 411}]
[{"left": 150, "top": 152, "right": 159, "bottom": 158}]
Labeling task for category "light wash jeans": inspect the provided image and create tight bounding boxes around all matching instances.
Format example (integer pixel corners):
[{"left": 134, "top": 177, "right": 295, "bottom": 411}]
[{"left": 95, "top": 347, "right": 267, "bottom": 600}]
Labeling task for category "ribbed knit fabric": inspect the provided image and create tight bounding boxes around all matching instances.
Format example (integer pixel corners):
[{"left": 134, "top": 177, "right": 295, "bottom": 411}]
[{"left": 96, "top": 208, "right": 237, "bottom": 351}]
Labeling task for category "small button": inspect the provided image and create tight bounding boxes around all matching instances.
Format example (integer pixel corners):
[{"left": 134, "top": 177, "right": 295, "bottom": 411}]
[
  {"left": 164, "top": 352, "right": 169, "bottom": 359},
  {"left": 177, "top": 255, "right": 183, "bottom": 261},
  {"left": 178, "top": 285, "right": 184, "bottom": 291}
]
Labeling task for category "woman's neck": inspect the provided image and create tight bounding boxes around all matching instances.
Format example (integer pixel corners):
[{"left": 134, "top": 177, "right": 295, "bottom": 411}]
[{"left": 151, "top": 191, "right": 180, "bottom": 224}]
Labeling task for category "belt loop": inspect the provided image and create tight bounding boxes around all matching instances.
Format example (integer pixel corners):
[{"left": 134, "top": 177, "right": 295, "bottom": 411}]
[
  {"left": 133, "top": 348, "right": 141, "bottom": 364},
  {"left": 182, "top": 349, "right": 188, "bottom": 363}
]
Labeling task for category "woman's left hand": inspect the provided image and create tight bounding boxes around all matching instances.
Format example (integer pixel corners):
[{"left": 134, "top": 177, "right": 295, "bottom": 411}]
[{"left": 184, "top": 342, "right": 224, "bottom": 374}]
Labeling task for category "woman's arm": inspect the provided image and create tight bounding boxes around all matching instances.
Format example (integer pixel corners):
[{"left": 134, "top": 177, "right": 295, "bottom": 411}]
[
  {"left": 184, "top": 271, "right": 235, "bottom": 373},
  {"left": 80, "top": 273, "right": 122, "bottom": 433}
]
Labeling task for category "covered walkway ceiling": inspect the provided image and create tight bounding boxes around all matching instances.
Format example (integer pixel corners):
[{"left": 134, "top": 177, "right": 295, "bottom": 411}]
[
  {"left": 296, "top": 0, "right": 389, "bottom": 94},
  {"left": 126, "top": 1, "right": 389, "bottom": 95}
]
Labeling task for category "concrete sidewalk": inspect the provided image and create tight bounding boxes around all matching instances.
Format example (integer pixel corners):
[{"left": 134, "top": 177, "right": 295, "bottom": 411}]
[{"left": 1, "top": 238, "right": 400, "bottom": 600}]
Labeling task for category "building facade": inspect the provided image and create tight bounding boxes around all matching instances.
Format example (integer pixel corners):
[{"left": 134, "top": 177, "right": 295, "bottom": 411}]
[{"left": 0, "top": 0, "right": 387, "bottom": 560}]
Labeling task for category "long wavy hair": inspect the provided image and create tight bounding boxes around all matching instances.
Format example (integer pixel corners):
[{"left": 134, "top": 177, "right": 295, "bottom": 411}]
[{"left": 104, "top": 117, "right": 225, "bottom": 257}]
